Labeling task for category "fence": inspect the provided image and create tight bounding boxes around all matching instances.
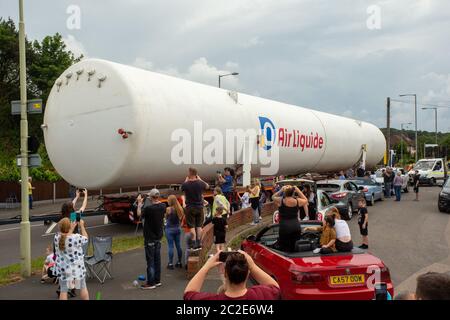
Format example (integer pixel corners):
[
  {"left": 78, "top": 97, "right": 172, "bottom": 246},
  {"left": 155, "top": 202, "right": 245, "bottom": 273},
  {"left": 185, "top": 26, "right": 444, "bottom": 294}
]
[
  {"left": 187, "top": 201, "right": 278, "bottom": 278},
  {"left": 0, "top": 180, "right": 160, "bottom": 203}
]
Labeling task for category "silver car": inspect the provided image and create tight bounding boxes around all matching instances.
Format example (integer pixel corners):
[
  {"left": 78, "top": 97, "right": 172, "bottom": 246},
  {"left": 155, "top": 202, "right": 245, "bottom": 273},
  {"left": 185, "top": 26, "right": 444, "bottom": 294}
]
[{"left": 316, "top": 180, "right": 365, "bottom": 220}]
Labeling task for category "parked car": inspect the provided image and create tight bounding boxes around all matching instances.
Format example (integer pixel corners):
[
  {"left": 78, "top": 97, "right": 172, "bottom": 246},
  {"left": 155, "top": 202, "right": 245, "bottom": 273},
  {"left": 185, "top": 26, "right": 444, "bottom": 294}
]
[
  {"left": 438, "top": 177, "right": 450, "bottom": 213},
  {"left": 350, "top": 178, "right": 383, "bottom": 206},
  {"left": 241, "top": 222, "right": 394, "bottom": 300},
  {"left": 316, "top": 180, "right": 365, "bottom": 220},
  {"left": 272, "top": 179, "right": 335, "bottom": 223}
]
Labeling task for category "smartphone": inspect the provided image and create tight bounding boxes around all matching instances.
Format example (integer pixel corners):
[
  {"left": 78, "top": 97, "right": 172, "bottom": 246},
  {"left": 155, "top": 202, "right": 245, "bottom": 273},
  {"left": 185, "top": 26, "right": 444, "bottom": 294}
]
[
  {"left": 76, "top": 212, "right": 81, "bottom": 222},
  {"left": 70, "top": 212, "right": 77, "bottom": 222},
  {"left": 374, "top": 283, "right": 388, "bottom": 300},
  {"left": 219, "top": 251, "right": 238, "bottom": 263}
]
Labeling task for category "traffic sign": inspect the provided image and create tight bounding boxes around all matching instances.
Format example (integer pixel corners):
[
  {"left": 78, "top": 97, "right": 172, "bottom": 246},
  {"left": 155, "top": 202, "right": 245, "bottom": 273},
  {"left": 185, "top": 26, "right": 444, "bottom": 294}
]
[{"left": 11, "top": 99, "right": 43, "bottom": 115}]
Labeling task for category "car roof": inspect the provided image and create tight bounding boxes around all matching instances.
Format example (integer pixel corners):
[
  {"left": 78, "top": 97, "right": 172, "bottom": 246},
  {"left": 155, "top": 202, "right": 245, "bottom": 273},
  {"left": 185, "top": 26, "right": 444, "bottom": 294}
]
[
  {"left": 277, "top": 178, "right": 315, "bottom": 184},
  {"left": 317, "top": 180, "right": 346, "bottom": 184}
]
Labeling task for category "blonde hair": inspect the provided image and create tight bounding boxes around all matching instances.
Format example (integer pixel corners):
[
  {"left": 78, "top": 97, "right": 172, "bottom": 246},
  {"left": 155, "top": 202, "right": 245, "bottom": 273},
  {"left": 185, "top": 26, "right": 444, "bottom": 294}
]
[
  {"left": 214, "top": 186, "right": 223, "bottom": 195},
  {"left": 167, "top": 195, "right": 184, "bottom": 220},
  {"left": 58, "top": 218, "right": 71, "bottom": 251},
  {"left": 326, "top": 207, "right": 341, "bottom": 220}
]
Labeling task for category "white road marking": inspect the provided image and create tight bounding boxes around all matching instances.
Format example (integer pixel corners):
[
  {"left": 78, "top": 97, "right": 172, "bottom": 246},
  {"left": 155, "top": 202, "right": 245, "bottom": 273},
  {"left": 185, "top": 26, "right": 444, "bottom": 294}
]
[
  {"left": 0, "top": 223, "right": 42, "bottom": 232},
  {"left": 41, "top": 223, "right": 118, "bottom": 237}
]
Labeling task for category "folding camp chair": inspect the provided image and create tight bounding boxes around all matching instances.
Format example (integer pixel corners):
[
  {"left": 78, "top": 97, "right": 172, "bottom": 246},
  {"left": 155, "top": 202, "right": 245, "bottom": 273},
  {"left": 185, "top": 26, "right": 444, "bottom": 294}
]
[{"left": 85, "top": 236, "right": 113, "bottom": 284}]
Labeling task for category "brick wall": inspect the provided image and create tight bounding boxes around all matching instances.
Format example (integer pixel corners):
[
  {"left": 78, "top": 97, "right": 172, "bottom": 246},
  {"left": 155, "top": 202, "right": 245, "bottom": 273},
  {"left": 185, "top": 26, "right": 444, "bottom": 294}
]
[{"left": 187, "top": 201, "right": 278, "bottom": 278}]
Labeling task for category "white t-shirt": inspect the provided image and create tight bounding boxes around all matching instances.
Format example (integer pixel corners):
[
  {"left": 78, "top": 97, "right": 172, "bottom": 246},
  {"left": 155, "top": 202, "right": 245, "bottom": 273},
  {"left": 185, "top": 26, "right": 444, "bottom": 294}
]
[
  {"left": 241, "top": 192, "right": 250, "bottom": 208},
  {"left": 334, "top": 219, "right": 351, "bottom": 239}
]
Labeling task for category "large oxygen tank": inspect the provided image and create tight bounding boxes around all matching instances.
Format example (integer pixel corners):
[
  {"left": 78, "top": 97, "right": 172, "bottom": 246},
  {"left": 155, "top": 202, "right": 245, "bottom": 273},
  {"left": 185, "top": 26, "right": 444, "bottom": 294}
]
[{"left": 42, "top": 59, "right": 386, "bottom": 189}]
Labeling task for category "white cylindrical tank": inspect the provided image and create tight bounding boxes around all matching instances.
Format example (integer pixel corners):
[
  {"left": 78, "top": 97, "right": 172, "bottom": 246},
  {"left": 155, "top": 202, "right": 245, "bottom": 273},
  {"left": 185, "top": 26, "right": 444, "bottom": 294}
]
[{"left": 43, "top": 59, "right": 386, "bottom": 189}]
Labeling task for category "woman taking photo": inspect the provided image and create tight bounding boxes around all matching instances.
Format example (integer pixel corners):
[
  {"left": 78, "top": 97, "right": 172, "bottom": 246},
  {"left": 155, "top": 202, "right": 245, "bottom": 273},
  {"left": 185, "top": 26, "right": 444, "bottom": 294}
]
[
  {"left": 165, "top": 195, "right": 184, "bottom": 269},
  {"left": 54, "top": 217, "right": 89, "bottom": 300},
  {"left": 272, "top": 185, "right": 308, "bottom": 252}
]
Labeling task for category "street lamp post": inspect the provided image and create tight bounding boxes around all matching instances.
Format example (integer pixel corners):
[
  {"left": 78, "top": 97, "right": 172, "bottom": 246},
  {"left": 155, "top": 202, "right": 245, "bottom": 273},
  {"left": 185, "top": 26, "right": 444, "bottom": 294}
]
[
  {"left": 400, "top": 122, "right": 412, "bottom": 167},
  {"left": 218, "top": 72, "right": 239, "bottom": 88},
  {"left": 18, "top": 0, "right": 31, "bottom": 277},
  {"left": 421, "top": 107, "right": 438, "bottom": 144},
  {"left": 400, "top": 94, "right": 418, "bottom": 162}
]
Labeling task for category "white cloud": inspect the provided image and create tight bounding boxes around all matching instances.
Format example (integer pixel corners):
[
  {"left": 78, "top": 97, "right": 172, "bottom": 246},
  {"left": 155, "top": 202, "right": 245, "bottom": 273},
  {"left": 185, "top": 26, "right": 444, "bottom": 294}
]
[
  {"left": 242, "top": 36, "right": 263, "bottom": 48},
  {"left": 62, "top": 35, "right": 87, "bottom": 57},
  {"left": 131, "top": 56, "right": 241, "bottom": 90},
  {"left": 133, "top": 57, "right": 153, "bottom": 70}
]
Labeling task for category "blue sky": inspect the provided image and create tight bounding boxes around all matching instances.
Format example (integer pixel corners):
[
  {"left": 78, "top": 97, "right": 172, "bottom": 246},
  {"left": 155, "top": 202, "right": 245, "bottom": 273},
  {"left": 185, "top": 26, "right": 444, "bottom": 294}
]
[{"left": 2, "top": 0, "right": 450, "bottom": 132}]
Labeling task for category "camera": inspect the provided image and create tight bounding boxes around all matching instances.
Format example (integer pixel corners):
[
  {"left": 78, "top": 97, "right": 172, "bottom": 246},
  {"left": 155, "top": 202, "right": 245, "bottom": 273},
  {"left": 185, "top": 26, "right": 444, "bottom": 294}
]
[{"left": 219, "top": 251, "right": 238, "bottom": 262}]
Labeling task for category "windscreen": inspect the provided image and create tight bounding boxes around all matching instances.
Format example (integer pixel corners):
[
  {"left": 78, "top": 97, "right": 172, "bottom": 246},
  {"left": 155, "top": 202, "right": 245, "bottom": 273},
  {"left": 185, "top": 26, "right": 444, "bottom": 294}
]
[
  {"left": 353, "top": 179, "right": 377, "bottom": 186},
  {"left": 414, "top": 161, "right": 435, "bottom": 170},
  {"left": 317, "top": 184, "right": 340, "bottom": 193}
]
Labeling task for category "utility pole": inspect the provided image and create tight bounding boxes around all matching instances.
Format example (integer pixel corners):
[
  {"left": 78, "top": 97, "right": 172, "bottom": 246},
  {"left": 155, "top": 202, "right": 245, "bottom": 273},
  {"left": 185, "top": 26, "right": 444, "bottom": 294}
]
[
  {"left": 386, "top": 97, "right": 390, "bottom": 166},
  {"left": 19, "top": 0, "right": 31, "bottom": 277}
]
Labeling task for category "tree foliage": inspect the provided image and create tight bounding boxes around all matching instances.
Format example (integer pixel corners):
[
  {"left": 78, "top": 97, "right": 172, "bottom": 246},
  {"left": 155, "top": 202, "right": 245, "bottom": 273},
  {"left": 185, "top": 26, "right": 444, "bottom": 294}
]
[{"left": 0, "top": 18, "right": 81, "bottom": 181}]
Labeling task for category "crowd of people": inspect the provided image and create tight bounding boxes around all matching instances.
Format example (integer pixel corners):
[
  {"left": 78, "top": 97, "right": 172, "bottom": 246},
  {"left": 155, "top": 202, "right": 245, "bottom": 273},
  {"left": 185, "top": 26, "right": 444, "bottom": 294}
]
[{"left": 41, "top": 164, "right": 450, "bottom": 301}]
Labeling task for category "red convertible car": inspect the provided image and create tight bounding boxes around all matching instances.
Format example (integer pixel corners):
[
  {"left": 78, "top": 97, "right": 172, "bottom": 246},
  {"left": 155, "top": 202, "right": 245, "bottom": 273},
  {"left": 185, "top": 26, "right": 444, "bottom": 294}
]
[{"left": 241, "top": 222, "right": 394, "bottom": 300}]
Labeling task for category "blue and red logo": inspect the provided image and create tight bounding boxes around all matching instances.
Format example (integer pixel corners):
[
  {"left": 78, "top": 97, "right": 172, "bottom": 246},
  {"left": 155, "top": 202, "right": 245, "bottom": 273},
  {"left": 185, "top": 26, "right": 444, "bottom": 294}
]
[
  {"left": 258, "top": 116, "right": 277, "bottom": 151},
  {"left": 258, "top": 116, "right": 325, "bottom": 151}
]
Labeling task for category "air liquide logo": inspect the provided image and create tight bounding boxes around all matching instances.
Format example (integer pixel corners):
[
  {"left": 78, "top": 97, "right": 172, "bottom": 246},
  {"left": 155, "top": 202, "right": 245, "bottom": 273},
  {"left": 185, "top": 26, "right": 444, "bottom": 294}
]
[
  {"left": 258, "top": 116, "right": 277, "bottom": 151},
  {"left": 258, "top": 116, "right": 325, "bottom": 151}
]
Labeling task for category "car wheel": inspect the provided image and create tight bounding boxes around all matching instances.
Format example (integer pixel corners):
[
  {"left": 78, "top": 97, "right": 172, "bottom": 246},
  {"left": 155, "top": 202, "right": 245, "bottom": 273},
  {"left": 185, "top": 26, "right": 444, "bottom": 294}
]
[
  {"left": 439, "top": 206, "right": 450, "bottom": 214},
  {"left": 346, "top": 204, "right": 353, "bottom": 220},
  {"left": 370, "top": 195, "right": 375, "bottom": 206}
]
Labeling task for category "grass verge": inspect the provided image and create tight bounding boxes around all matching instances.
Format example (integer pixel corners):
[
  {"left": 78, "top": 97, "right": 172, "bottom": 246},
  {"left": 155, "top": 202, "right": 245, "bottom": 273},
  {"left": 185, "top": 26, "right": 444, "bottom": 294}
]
[{"left": 0, "top": 234, "right": 154, "bottom": 287}]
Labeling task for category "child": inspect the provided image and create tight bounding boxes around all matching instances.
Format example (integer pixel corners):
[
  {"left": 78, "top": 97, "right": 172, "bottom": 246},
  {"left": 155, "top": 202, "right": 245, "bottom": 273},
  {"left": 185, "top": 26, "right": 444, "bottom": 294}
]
[
  {"left": 318, "top": 215, "right": 337, "bottom": 254},
  {"left": 181, "top": 215, "right": 192, "bottom": 269},
  {"left": 309, "top": 215, "right": 337, "bottom": 254},
  {"left": 238, "top": 185, "right": 251, "bottom": 209},
  {"left": 41, "top": 244, "right": 56, "bottom": 283},
  {"left": 212, "top": 207, "right": 228, "bottom": 253},
  {"left": 358, "top": 199, "right": 369, "bottom": 249}
]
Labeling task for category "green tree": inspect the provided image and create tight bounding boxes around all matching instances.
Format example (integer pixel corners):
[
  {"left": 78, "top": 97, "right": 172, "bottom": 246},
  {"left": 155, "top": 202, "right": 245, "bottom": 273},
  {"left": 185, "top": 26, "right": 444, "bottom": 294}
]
[{"left": 0, "top": 18, "right": 81, "bottom": 181}]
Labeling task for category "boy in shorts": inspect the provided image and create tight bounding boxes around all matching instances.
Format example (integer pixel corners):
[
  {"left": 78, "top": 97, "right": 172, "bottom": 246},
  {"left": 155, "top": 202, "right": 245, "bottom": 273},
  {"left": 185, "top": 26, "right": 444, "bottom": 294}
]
[{"left": 358, "top": 199, "right": 369, "bottom": 249}]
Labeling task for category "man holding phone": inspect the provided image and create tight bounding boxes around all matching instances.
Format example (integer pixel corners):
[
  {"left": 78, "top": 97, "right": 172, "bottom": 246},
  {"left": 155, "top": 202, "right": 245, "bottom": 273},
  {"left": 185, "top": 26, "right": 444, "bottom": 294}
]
[{"left": 184, "top": 250, "right": 280, "bottom": 300}]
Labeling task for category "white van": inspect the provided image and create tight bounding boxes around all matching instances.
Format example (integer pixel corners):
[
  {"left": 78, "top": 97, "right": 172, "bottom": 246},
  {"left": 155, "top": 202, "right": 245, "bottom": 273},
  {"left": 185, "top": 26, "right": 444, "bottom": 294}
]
[{"left": 408, "top": 158, "right": 448, "bottom": 186}]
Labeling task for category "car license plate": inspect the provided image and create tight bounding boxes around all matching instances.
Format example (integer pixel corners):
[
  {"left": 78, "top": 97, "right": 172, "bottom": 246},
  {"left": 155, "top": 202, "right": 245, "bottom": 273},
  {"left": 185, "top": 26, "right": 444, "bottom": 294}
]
[{"left": 330, "top": 274, "right": 365, "bottom": 286}]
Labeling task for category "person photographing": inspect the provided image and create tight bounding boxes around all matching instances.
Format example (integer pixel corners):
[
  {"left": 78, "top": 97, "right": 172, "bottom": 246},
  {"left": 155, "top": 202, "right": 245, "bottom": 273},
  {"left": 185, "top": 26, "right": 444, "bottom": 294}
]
[
  {"left": 54, "top": 218, "right": 89, "bottom": 300},
  {"left": 184, "top": 250, "right": 280, "bottom": 300}
]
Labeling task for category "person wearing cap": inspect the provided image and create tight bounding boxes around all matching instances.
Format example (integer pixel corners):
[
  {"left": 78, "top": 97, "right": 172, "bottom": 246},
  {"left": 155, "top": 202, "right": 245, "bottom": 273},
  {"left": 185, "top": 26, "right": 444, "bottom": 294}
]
[{"left": 137, "top": 188, "right": 166, "bottom": 290}]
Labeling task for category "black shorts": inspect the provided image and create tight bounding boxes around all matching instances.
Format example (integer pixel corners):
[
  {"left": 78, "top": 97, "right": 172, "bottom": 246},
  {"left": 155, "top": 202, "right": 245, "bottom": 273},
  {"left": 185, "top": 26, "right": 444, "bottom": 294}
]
[
  {"left": 414, "top": 186, "right": 419, "bottom": 193},
  {"left": 359, "top": 223, "right": 368, "bottom": 236},
  {"left": 185, "top": 206, "right": 204, "bottom": 228},
  {"left": 214, "top": 233, "right": 226, "bottom": 244},
  {"left": 250, "top": 197, "right": 260, "bottom": 210}
]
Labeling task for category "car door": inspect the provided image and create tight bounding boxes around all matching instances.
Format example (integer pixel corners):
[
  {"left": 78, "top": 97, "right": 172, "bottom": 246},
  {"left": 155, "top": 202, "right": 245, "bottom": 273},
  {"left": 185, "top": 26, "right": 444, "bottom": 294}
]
[
  {"left": 348, "top": 182, "right": 361, "bottom": 207},
  {"left": 433, "top": 160, "right": 444, "bottom": 179}
]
